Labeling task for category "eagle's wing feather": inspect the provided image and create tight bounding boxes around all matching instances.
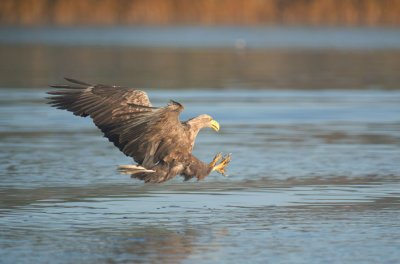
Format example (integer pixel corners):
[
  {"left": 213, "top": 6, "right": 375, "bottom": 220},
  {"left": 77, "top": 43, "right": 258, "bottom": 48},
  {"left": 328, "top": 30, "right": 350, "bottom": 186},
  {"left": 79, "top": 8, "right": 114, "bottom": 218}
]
[{"left": 47, "top": 78, "right": 187, "bottom": 168}]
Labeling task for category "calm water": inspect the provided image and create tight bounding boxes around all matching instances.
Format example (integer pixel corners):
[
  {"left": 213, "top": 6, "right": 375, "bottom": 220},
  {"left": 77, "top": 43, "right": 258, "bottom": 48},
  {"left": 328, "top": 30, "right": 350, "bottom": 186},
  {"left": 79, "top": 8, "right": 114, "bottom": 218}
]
[{"left": 1, "top": 27, "right": 400, "bottom": 263}]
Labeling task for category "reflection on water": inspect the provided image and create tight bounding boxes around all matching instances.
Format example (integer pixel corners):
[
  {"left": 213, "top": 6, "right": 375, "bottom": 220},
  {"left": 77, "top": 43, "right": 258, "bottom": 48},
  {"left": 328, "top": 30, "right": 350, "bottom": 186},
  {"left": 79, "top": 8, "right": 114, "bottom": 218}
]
[
  {"left": 2, "top": 27, "right": 400, "bottom": 90},
  {"left": 1, "top": 88, "right": 400, "bottom": 263},
  {"left": 1, "top": 45, "right": 400, "bottom": 90}
]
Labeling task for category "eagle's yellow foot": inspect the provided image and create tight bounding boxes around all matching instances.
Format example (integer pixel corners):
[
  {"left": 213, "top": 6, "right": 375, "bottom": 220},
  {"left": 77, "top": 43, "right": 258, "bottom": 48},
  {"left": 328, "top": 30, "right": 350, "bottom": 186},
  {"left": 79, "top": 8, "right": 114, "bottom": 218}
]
[
  {"left": 210, "top": 152, "right": 222, "bottom": 167},
  {"left": 212, "top": 153, "right": 231, "bottom": 176}
]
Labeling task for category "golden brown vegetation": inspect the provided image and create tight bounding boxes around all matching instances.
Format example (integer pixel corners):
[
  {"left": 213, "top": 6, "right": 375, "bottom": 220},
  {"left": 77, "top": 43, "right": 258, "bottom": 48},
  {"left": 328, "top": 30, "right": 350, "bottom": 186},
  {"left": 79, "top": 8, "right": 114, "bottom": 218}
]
[{"left": 1, "top": 0, "right": 400, "bottom": 26}]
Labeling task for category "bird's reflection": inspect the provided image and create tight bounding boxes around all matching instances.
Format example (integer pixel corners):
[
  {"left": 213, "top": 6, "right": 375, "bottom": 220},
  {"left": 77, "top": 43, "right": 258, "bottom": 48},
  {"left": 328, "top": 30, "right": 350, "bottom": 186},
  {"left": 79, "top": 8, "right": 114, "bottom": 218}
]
[{"left": 106, "top": 226, "right": 227, "bottom": 263}]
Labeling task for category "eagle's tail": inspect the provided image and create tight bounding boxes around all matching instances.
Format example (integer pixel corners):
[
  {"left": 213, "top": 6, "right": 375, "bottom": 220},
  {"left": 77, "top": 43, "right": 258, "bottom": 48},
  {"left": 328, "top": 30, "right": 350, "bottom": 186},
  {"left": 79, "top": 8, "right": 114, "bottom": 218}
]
[
  {"left": 118, "top": 165, "right": 155, "bottom": 174},
  {"left": 118, "top": 165, "right": 171, "bottom": 183}
]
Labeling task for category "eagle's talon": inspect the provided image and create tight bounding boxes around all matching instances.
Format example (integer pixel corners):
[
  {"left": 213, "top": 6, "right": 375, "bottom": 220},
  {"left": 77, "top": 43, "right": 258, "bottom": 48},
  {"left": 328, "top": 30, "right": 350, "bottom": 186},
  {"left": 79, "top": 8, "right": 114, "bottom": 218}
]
[
  {"left": 210, "top": 152, "right": 222, "bottom": 167},
  {"left": 212, "top": 153, "right": 231, "bottom": 176}
]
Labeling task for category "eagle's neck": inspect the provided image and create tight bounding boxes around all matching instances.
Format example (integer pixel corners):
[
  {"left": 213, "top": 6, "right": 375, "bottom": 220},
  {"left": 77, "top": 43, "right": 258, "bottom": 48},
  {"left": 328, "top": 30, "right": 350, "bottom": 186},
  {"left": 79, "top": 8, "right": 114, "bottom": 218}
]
[{"left": 184, "top": 118, "right": 207, "bottom": 152}]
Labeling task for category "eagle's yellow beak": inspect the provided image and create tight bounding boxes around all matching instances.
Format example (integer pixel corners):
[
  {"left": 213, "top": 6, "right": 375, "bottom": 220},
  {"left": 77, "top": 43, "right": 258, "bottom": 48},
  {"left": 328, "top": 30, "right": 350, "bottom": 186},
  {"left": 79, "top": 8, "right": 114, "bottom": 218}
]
[{"left": 210, "top": 120, "right": 220, "bottom": 132}]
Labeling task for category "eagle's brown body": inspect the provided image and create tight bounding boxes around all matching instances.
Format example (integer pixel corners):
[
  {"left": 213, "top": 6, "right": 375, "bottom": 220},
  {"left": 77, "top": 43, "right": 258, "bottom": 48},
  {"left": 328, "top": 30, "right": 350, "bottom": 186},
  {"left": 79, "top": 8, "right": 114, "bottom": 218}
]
[{"left": 47, "top": 78, "right": 230, "bottom": 183}]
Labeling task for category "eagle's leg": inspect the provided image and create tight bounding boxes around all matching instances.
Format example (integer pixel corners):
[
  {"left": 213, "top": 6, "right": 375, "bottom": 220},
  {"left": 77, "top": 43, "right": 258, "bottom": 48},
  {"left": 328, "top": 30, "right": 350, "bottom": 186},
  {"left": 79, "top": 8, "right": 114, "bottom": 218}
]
[{"left": 212, "top": 153, "right": 231, "bottom": 176}]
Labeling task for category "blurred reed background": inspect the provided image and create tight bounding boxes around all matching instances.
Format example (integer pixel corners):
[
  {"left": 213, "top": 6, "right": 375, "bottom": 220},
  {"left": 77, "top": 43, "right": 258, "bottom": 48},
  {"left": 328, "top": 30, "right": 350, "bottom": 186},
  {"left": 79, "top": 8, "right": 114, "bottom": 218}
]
[{"left": 1, "top": 0, "right": 400, "bottom": 26}]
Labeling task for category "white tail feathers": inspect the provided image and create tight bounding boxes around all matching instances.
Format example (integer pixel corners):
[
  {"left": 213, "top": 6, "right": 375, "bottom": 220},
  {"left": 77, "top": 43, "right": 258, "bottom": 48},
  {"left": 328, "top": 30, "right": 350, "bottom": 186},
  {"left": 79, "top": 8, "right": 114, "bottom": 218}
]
[{"left": 118, "top": 165, "right": 155, "bottom": 174}]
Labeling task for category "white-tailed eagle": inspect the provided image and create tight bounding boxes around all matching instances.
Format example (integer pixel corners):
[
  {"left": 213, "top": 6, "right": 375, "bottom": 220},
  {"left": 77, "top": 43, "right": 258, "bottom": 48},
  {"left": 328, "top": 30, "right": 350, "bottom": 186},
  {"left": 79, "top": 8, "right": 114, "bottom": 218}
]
[{"left": 47, "top": 78, "right": 230, "bottom": 183}]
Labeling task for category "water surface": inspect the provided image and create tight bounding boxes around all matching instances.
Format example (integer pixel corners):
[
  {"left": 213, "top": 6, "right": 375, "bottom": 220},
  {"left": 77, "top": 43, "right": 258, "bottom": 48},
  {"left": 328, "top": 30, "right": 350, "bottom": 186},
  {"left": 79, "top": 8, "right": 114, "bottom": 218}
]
[{"left": 1, "top": 88, "right": 399, "bottom": 263}]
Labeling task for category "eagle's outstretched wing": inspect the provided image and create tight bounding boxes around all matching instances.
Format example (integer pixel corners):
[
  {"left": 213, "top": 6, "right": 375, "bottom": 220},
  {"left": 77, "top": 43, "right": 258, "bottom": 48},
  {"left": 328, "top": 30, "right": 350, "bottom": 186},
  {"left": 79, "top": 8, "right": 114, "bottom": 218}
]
[{"left": 47, "top": 78, "right": 187, "bottom": 168}]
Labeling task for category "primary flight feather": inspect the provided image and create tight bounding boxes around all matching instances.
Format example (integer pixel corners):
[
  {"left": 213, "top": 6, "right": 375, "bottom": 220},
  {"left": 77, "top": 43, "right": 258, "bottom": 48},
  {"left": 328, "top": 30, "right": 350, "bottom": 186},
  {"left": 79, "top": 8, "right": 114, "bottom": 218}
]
[{"left": 47, "top": 78, "right": 230, "bottom": 183}]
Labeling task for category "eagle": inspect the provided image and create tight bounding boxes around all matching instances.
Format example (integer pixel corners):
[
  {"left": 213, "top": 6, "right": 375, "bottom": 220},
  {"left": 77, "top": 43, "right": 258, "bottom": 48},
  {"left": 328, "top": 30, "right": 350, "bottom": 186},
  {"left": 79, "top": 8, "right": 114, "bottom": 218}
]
[{"left": 47, "top": 78, "right": 231, "bottom": 183}]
